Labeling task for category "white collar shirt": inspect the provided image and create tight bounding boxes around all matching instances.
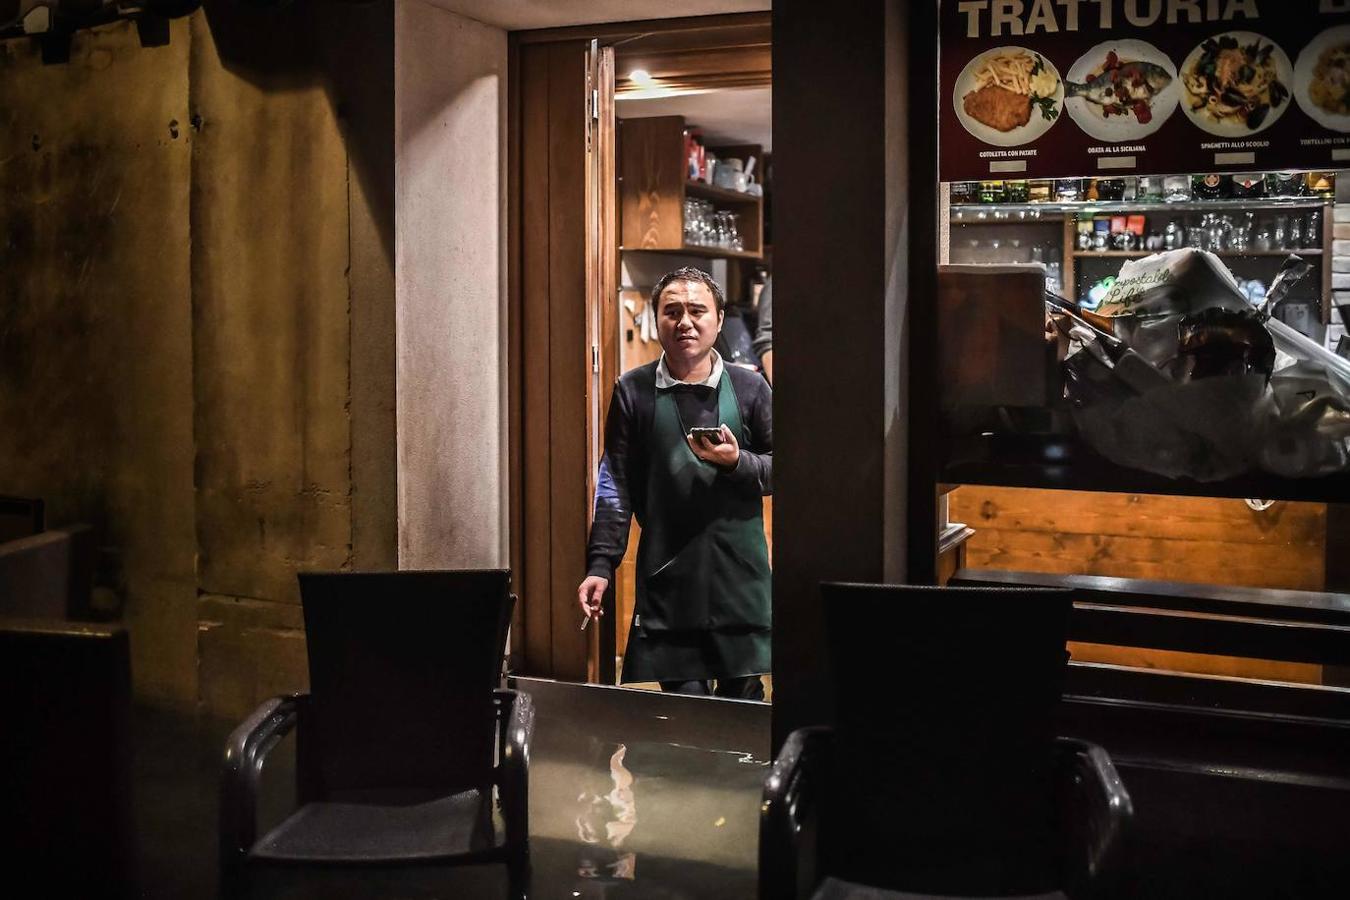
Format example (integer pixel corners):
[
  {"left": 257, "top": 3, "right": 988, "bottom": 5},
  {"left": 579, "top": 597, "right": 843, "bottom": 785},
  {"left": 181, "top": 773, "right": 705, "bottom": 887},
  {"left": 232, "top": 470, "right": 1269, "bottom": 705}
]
[{"left": 655, "top": 349, "right": 724, "bottom": 390}]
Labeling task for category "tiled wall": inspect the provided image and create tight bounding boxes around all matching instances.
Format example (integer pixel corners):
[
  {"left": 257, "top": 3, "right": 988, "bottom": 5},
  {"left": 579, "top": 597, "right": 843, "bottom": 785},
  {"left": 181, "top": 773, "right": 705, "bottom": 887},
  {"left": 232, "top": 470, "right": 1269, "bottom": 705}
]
[{"left": 1329, "top": 180, "right": 1350, "bottom": 354}]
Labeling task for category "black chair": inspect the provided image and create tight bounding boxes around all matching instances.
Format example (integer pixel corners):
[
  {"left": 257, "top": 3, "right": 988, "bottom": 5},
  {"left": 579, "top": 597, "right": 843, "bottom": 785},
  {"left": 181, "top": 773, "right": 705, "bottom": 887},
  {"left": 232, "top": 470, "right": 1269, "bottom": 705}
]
[
  {"left": 761, "top": 584, "right": 1131, "bottom": 900},
  {"left": 220, "top": 570, "right": 532, "bottom": 898},
  {"left": 0, "top": 619, "right": 133, "bottom": 896}
]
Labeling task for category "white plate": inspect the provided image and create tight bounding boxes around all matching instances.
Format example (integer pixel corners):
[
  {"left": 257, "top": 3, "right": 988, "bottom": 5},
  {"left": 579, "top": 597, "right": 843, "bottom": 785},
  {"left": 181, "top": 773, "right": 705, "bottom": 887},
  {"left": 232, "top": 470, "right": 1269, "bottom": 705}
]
[
  {"left": 1294, "top": 24, "right": 1350, "bottom": 134},
  {"left": 1179, "top": 31, "right": 1293, "bottom": 137},
  {"left": 952, "top": 46, "right": 1064, "bottom": 148},
  {"left": 1065, "top": 39, "right": 1179, "bottom": 143}
]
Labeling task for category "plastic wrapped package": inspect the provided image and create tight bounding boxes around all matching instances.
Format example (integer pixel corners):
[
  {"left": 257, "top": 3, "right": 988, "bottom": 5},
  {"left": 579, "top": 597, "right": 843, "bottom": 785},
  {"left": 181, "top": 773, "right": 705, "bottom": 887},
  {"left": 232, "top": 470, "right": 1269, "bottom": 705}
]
[
  {"left": 1060, "top": 249, "right": 1350, "bottom": 481},
  {"left": 1261, "top": 317, "right": 1350, "bottom": 477}
]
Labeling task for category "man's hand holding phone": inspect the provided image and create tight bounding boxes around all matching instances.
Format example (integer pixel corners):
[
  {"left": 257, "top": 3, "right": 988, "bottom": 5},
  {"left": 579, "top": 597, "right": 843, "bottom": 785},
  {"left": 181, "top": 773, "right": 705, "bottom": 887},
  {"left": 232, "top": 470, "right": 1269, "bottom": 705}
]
[
  {"left": 577, "top": 575, "right": 608, "bottom": 630},
  {"left": 687, "top": 424, "right": 740, "bottom": 469}
]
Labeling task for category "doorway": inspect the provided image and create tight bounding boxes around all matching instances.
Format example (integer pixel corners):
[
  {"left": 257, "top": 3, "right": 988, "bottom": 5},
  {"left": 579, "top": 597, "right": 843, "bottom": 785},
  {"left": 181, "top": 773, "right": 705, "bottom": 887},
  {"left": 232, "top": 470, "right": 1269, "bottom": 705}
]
[
  {"left": 609, "top": 42, "right": 774, "bottom": 690},
  {"left": 508, "top": 14, "right": 773, "bottom": 688}
]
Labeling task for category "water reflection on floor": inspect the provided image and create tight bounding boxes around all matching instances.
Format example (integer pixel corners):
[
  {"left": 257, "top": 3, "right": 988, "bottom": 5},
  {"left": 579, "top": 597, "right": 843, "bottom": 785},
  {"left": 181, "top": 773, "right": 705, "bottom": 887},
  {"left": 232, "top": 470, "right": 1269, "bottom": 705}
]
[
  {"left": 132, "top": 678, "right": 769, "bottom": 899},
  {"left": 514, "top": 677, "right": 770, "bottom": 899}
]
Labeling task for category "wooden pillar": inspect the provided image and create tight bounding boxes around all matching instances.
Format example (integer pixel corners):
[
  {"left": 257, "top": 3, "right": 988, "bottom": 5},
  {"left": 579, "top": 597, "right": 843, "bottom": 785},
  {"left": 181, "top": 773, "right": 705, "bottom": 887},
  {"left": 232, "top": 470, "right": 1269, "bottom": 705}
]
[{"left": 771, "top": 0, "right": 939, "bottom": 748}]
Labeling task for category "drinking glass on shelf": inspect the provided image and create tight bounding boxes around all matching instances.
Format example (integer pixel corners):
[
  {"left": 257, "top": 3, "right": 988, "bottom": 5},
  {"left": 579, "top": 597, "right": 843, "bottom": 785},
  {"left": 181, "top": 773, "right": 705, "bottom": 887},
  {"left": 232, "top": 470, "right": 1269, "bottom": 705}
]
[
  {"left": 1206, "top": 214, "right": 1230, "bottom": 252},
  {"left": 727, "top": 213, "right": 743, "bottom": 252},
  {"left": 1288, "top": 216, "right": 1303, "bottom": 249},
  {"left": 1229, "top": 213, "right": 1253, "bottom": 253},
  {"left": 718, "top": 211, "right": 738, "bottom": 249},
  {"left": 705, "top": 201, "right": 717, "bottom": 245},
  {"left": 1306, "top": 210, "right": 1323, "bottom": 246},
  {"left": 1272, "top": 215, "right": 1288, "bottom": 250},
  {"left": 1253, "top": 220, "right": 1274, "bottom": 252}
]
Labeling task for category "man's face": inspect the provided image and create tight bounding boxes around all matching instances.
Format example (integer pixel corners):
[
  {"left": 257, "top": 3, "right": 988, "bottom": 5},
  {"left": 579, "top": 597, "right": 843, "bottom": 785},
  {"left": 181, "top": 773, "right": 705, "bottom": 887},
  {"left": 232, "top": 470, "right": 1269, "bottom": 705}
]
[{"left": 656, "top": 280, "right": 723, "bottom": 365}]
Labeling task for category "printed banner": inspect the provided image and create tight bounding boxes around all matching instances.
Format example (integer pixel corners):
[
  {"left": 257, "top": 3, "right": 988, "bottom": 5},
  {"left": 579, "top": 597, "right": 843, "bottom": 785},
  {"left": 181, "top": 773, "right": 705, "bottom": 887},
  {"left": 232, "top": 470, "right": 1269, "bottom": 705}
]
[{"left": 940, "top": 0, "right": 1350, "bottom": 180}]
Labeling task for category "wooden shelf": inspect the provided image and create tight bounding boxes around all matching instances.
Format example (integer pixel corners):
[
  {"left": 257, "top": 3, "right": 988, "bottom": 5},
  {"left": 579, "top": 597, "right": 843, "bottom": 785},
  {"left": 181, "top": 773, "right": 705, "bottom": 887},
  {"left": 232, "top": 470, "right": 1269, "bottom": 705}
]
[
  {"left": 619, "top": 116, "right": 765, "bottom": 259},
  {"left": 952, "top": 197, "right": 1329, "bottom": 217},
  {"left": 1074, "top": 249, "right": 1324, "bottom": 259},
  {"left": 685, "top": 181, "right": 762, "bottom": 206},
  {"left": 623, "top": 245, "right": 764, "bottom": 261}
]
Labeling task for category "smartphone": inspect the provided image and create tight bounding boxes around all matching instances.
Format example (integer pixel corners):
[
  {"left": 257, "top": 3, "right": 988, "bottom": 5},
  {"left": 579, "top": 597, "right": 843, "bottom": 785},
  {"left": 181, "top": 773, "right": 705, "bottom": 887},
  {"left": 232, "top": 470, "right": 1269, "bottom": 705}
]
[{"left": 689, "top": 426, "right": 726, "bottom": 445}]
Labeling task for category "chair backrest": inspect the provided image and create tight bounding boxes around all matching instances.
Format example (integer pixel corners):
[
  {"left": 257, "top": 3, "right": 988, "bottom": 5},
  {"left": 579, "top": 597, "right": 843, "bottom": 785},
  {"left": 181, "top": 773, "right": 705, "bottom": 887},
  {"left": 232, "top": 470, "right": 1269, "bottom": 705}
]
[
  {"left": 297, "top": 570, "right": 513, "bottom": 801},
  {"left": 818, "top": 582, "right": 1072, "bottom": 893}
]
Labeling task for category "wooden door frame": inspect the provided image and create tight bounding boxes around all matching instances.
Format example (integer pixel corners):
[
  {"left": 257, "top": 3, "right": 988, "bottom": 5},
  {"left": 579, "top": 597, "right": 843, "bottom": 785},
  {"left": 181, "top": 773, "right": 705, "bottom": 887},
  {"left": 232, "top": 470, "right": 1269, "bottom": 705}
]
[{"left": 507, "top": 13, "right": 771, "bottom": 681}]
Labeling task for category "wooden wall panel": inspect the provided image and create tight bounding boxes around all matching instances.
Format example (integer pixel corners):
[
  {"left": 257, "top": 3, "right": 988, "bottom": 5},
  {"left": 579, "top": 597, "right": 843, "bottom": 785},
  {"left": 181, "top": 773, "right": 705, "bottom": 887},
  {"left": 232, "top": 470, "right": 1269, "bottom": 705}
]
[
  {"left": 545, "top": 41, "right": 592, "bottom": 681},
  {"left": 519, "top": 43, "right": 554, "bottom": 674},
  {"left": 949, "top": 486, "right": 1326, "bottom": 592},
  {"left": 1067, "top": 642, "right": 1322, "bottom": 685}
]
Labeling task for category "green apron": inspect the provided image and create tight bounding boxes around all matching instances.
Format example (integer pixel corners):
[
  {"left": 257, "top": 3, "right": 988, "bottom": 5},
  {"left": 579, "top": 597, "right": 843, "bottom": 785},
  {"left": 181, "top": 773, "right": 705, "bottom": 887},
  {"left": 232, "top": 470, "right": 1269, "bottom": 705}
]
[{"left": 621, "top": 372, "right": 772, "bottom": 684}]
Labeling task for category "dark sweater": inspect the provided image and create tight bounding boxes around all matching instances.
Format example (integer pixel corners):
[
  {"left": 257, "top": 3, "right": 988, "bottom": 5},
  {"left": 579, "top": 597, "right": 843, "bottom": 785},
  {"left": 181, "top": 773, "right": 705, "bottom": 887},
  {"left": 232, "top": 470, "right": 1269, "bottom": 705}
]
[{"left": 585, "top": 360, "right": 773, "bottom": 582}]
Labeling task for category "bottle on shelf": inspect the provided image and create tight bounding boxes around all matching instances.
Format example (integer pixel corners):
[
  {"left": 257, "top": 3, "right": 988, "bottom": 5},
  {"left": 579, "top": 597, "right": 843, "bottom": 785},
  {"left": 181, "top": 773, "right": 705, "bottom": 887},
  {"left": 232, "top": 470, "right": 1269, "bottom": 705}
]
[
  {"left": 1005, "top": 180, "right": 1030, "bottom": 203},
  {"left": 1075, "top": 218, "right": 1094, "bottom": 251},
  {"left": 978, "top": 180, "right": 1007, "bottom": 204},
  {"left": 1230, "top": 173, "right": 1266, "bottom": 199},
  {"left": 1306, "top": 171, "right": 1336, "bottom": 199},
  {"left": 1266, "top": 172, "right": 1309, "bottom": 197},
  {"left": 1163, "top": 174, "right": 1191, "bottom": 202},
  {"left": 1191, "top": 173, "right": 1230, "bottom": 200},
  {"left": 950, "top": 181, "right": 978, "bottom": 204},
  {"left": 1094, "top": 178, "right": 1127, "bottom": 202},
  {"left": 1136, "top": 176, "right": 1165, "bottom": 201},
  {"left": 1056, "top": 178, "right": 1085, "bottom": 202}
]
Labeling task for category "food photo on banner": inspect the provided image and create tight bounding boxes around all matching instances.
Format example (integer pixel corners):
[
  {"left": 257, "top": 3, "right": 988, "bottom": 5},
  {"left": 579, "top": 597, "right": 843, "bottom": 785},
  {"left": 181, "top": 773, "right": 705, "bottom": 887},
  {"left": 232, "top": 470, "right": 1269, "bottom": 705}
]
[{"left": 939, "top": 0, "right": 1350, "bottom": 181}]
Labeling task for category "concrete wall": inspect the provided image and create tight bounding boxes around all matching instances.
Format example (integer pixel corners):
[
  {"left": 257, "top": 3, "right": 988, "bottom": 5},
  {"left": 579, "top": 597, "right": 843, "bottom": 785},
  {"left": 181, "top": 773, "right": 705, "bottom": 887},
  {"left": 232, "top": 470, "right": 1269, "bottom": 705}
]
[
  {"left": 394, "top": 0, "right": 508, "bottom": 569},
  {"left": 189, "top": 2, "right": 396, "bottom": 718},
  {"left": 0, "top": 21, "right": 197, "bottom": 708},
  {"left": 0, "top": 3, "right": 396, "bottom": 718}
]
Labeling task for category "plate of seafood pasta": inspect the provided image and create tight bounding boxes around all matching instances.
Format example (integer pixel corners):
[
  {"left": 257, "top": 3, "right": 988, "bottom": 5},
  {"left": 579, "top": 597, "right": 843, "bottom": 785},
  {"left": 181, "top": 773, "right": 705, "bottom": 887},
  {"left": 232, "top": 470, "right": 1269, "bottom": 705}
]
[
  {"left": 953, "top": 46, "right": 1064, "bottom": 147},
  {"left": 1065, "top": 40, "right": 1179, "bottom": 142},
  {"left": 1295, "top": 24, "right": 1350, "bottom": 133},
  {"left": 1180, "top": 31, "right": 1292, "bottom": 136}
]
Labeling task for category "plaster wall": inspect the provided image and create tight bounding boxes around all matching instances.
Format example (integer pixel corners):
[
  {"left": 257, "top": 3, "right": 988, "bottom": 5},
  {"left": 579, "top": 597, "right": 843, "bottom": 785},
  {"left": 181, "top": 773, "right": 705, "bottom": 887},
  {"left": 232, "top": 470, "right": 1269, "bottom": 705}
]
[{"left": 394, "top": 0, "right": 508, "bottom": 569}]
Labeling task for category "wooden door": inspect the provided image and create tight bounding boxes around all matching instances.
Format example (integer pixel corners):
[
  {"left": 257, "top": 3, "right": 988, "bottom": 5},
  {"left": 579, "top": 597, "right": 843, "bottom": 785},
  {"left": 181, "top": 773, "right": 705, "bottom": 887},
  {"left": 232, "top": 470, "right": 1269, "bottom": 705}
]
[
  {"left": 511, "top": 38, "right": 597, "bottom": 682},
  {"left": 586, "top": 41, "right": 619, "bottom": 683}
]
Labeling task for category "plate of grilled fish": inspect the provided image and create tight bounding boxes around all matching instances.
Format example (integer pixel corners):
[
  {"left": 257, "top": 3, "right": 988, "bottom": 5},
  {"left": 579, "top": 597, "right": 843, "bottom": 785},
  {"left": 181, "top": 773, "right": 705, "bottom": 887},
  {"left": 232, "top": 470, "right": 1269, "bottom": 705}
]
[
  {"left": 953, "top": 46, "right": 1064, "bottom": 147},
  {"left": 1065, "top": 40, "right": 1179, "bottom": 142}
]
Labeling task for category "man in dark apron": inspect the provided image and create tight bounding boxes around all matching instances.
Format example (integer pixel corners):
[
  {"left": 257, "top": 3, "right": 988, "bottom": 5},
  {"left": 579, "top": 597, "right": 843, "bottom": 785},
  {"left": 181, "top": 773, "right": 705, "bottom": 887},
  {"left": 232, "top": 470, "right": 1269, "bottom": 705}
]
[{"left": 579, "top": 267, "right": 772, "bottom": 699}]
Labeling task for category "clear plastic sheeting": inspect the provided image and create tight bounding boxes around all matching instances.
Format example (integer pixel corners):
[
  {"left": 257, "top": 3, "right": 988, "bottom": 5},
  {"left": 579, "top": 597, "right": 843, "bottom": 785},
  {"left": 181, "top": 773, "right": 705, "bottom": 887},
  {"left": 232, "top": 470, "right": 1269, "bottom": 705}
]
[
  {"left": 1056, "top": 248, "right": 1350, "bottom": 481},
  {"left": 1262, "top": 317, "right": 1350, "bottom": 477}
]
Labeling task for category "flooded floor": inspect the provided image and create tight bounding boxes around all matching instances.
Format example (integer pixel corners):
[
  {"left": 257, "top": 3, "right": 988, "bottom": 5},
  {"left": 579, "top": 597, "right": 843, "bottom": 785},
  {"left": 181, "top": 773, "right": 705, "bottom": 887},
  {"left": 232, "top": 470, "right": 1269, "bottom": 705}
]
[{"left": 132, "top": 677, "right": 770, "bottom": 899}]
